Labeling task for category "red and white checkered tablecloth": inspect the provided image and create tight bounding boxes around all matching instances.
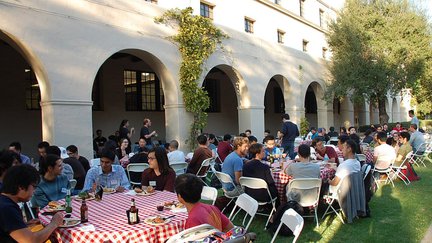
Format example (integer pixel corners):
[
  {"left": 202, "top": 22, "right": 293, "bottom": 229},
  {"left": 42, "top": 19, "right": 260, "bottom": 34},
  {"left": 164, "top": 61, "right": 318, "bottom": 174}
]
[
  {"left": 364, "top": 150, "right": 373, "bottom": 163},
  {"left": 273, "top": 165, "right": 336, "bottom": 203},
  {"left": 39, "top": 191, "right": 188, "bottom": 243}
]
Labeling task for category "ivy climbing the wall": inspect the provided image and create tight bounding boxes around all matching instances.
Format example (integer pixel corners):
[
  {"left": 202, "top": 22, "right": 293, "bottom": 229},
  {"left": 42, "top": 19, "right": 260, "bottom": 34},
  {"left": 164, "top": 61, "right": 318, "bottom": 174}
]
[{"left": 155, "top": 7, "right": 228, "bottom": 150}]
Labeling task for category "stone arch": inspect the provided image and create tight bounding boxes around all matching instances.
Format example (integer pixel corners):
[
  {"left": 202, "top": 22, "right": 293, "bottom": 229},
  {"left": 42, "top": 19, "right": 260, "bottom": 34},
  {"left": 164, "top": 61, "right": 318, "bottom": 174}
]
[
  {"left": 264, "top": 74, "right": 291, "bottom": 136},
  {"left": 201, "top": 64, "right": 247, "bottom": 135},
  {"left": 303, "top": 81, "right": 326, "bottom": 129},
  {"left": 0, "top": 30, "right": 49, "bottom": 157}
]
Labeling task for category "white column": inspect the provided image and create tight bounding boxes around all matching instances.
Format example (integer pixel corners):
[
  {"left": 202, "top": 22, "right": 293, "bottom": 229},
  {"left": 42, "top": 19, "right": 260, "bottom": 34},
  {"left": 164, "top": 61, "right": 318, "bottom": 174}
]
[
  {"left": 340, "top": 98, "right": 354, "bottom": 128},
  {"left": 164, "top": 103, "right": 193, "bottom": 153},
  {"left": 393, "top": 95, "right": 402, "bottom": 122},
  {"left": 40, "top": 100, "right": 93, "bottom": 160},
  {"left": 238, "top": 106, "right": 265, "bottom": 143},
  {"left": 387, "top": 95, "right": 393, "bottom": 123},
  {"left": 364, "top": 100, "right": 371, "bottom": 125}
]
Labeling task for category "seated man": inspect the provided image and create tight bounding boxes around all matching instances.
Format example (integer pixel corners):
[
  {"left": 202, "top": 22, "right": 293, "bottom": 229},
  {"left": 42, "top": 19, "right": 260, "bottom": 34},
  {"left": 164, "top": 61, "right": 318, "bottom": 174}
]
[
  {"left": 329, "top": 140, "right": 361, "bottom": 190},
  {"left": 373, "top": 132, "right": 396, "bottom": 169},
  {"left": 46, "top": 146, "right": 74, "bottom": 180},
  {"left": 66, "top": 145, "right": 90, "bottom": 172},
  {"left": 129, "top": 137, "right": 149, "bottom": 164},
  {"left": 1, "top": 165, "right": 64, "bottom": 242},
  {"left": 409, "top": 124, "right": 425, "bottom": 154},
  {"left": 243, "top": 143, "right": 278, "bottom": 204},
  {"left": 9, "top": 142, "right": 31, "bottom": 165},
  {"left": 394, "top": 132, "right": 419, "bottom": 181},
  {"left": 167, "top": 140, "right": 185, "bottom": 164},
  {"left": 221, "top": 137, "right": 249, "bottom": 196},
  {"left": 0, "top": 150, "right": 17, "bottom": 191},
  {"left": 263, "top": 135, "right": 281, "bottom": 161},
  {"left": 31, "top": 154, "right": 70, "bottom": 208},
  {"left": 186, "top": 135, "right": 212, "bottom": 175},
  {"left": 286, "top": 144, "right": 320, "bottom": 179},
  {"left": 63, "top": 150, "right": 86, "bottom": 191},
  {"left": 82, "top": 149, "right": 130, "bottom": 192},
  {"left": 217, "top": 134, "right": 233, "bottom": 163},
  {"left": 175, "top": 173, "right": 234, "bottom": 232},
  {"left": 312, "top": 138, "right": 339, "bottom": 164}
]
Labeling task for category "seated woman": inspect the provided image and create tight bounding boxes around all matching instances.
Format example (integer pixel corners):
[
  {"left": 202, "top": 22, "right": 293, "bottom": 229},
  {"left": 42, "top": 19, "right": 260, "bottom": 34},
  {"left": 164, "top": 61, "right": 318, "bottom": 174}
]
[
  {"left": 116, "top": 138, "right": 131, "bottom": 168},
  {"left": 242, "top": 143, "right": 279, "bottom": 205},
  {"left": 394, "top": 132, "right": 419, "bottom": 181},
  {"left": 286, "top": 144, "right": 320, "bottom": 179},
  {"left": 141, "top": 147, "right": 176, "bottom": 192},
  {"left": 175, "top": 173, "right": 234, "bottom": 232}
]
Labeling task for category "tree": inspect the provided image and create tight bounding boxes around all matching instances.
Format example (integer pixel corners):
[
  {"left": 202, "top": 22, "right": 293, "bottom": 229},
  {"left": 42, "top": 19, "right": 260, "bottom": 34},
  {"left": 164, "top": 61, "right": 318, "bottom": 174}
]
[{"left": 325, "top": 0, "right": 432, "bottom": 124}]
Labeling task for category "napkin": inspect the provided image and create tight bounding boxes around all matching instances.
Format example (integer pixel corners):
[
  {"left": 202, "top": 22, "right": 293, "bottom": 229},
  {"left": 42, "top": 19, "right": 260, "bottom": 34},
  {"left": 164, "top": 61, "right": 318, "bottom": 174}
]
[
  {"left": 124, "top": 190, "right": 136, "bottom": 196},
  {"left": 78, "top": 224, "right": 96, "bottom": 231},
  {"left": 171, "top": 207, "right": 187, "bottom": 213}
]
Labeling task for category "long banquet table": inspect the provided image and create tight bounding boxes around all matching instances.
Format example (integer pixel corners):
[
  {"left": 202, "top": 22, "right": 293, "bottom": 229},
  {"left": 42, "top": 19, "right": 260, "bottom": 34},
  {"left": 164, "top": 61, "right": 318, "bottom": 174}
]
[{"left": 39, "top": 191, "right": 188, "bottom": 243}]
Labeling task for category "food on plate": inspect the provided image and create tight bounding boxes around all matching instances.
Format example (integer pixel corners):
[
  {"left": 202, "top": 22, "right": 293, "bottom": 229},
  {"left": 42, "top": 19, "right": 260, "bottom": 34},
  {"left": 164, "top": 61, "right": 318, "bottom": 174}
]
[
  {"left": 151, "top": 216, "right": 165, "bottom": 224},
  {"left": 146, "top": 186, "right": 155, "bottom": 193},
  {"left": 103, "top": 187, "right": 115, "bottom": 193},
  {"left": 77, "top": 191, "right": 94, "bottom": 200},
  {"left": 164, "top": 201, "right": 184, "bottom": 208},
  {"left": 134, "top": 187, "right": 143, "bottom": 193},
  {"left": 48, "top": 201, "right": 63, "bottom": 209},
  {"left": 62, "top": 219, "right": 80, "bottom": 227}
]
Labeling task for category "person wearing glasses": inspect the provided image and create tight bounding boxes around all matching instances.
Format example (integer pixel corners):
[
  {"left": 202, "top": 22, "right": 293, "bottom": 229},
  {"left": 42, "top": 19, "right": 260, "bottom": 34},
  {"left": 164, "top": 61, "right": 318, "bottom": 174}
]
[
  {"left": 0, "top": 165, "right": 64, "bottom": 242},
  {"left": 141, "top": 147, "right": 176, "bottom": 192},
  {"left": 82, "top": 149, "right": 130, "bottom": 192}
]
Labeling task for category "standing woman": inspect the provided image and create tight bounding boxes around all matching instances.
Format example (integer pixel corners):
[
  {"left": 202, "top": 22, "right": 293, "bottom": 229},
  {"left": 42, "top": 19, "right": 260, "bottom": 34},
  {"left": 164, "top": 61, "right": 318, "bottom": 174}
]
[
  {"left": 119, "top": 119, "right": 134, "bottom": 151},
  {"left": 141, "top": 147, "right": 176, "bottom": 192}
]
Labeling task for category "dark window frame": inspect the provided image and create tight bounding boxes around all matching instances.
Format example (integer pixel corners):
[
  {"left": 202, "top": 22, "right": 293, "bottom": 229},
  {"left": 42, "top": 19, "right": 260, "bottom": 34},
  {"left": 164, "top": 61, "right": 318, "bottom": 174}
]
[
  {"left": 25, "top": 69, "right": 40, "bottom": 110},
  {"left": 244, "top": 17, "right": 255, "bottom": 33},
  {"left": 277, "top": 29, "right": 285, "bottom": 44},
  {"left": 200, "top": 1, "right": 214, "bottom": 19},
  {"left": 123, "top": 70, "right": 164, "bottom": 112}
]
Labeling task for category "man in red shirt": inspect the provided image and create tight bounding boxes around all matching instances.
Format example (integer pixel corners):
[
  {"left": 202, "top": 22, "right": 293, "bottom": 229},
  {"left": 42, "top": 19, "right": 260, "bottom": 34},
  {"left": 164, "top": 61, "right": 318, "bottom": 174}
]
[
  {"left": 216, "top": 134, "right": 233, "bottom": 163},
  {"left": 175, "top": 174, "right": 234, "bottom": 232},
  {"left": 311, "top": 138, "right": 339, "bottom": 164}
]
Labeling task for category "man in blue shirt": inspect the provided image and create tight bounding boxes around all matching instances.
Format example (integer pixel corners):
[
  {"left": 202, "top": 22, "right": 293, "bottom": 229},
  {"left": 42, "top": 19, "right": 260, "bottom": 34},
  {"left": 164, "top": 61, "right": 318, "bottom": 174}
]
[
  {"left": 31, "top": 154, "right": 70, "bottom": 208},
  {"left": 409, "top": 124, "right": 425, "bottom": 154},
  {"left": 263, "top": 135, "right": 281, "bottom": 161},
  {"left": 222, "top": 137, "right": 248, "bottom": 196},
  {"left": 82, "top": 149, "right": 130, "bottom": 192},
  {"left": 408, "top": 110, "right": 419, "bottom": 129}
]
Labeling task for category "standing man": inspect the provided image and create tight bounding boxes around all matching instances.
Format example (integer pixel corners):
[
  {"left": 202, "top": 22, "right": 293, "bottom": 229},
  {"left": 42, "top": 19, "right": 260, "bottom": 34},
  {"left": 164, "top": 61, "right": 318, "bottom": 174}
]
[
  {"left": 140, "top": 118, "right": 157, "bottom": 150},
  {"left": 93, "top": 129, "right": 107, "bottom": 157},
  {"left": 281, "top": 113, "right": 299, "bottom": 159},
  {"left": 0, "top": 165, "right": 64, "bottom": 242},
  {"left": 408, "top": 110, "right": 419, "bottom": 129}
]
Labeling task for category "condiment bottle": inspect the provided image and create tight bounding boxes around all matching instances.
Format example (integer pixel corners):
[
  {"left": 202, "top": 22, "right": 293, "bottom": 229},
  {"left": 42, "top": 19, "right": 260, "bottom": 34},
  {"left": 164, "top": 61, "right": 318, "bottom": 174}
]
[
  {"left": 65, "top": 189, "right": 72, "bottom": 214},
  {"left": 80, "top": 199, "right": 88, "bottom": 223},
  {"left": 128, "top": 199, "right": 138, "bottom": 225}
]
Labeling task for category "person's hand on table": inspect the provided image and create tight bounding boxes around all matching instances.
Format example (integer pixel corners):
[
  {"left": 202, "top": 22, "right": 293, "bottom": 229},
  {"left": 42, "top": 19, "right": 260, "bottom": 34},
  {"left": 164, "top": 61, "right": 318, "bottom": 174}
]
[
  {"left": 51, "top": 212, "right": 64, "bottom": 227},
  {"left": 115, "top": 186, "right": 126, "bottom": 192}
]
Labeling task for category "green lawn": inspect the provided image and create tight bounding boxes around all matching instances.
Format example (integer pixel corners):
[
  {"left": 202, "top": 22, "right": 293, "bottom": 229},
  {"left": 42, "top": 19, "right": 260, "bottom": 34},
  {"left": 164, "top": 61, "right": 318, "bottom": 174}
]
[{"left": 225, "top": 156, "right": 432, "bottom": 243}]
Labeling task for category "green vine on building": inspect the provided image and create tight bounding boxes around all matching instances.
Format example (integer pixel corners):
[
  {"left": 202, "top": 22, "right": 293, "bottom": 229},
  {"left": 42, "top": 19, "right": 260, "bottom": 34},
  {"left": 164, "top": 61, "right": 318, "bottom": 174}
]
[{"left": 155, "top": 7, "right": 228, "bottom": 150}]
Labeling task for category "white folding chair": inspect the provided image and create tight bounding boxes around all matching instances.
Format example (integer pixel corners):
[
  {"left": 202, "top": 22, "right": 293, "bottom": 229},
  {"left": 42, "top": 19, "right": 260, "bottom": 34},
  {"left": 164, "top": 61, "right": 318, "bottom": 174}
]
[
  {"left": 322, "top": 177, "right": 346, "bottom": 224},
  {"left": 196, "top": 158, "right": 214, "bottom": 185},
  {"left": 228, "top": 193, "right": 258, "bottom": 231},
  {"left": 166, "top": 224, "right": 218, "bottom": 243},
  {"left": 90, "top": 158, "right": 100, "bottom": 167},
  {"left": 69, "top": 179, "right": 77, "bottom": 191},
  {"left": 361, "top": 163, "right": 372, "bottom": 181},
  {"left": 286, "top": 178, "right": 321, "bottom": 227},
  {"left": 371, "top": 160, "right": 395, "bottom": 189},
  {"left": 357, "top": 154, "right": 367, "bottom": 164},
  {"left": 412, "top": 142, "right": 428, "bottom": 167},
  {"left": 126, "top": 163, "right": 149, "bottom": 186},
  {"left": 201, "top": 186, "right": 218, "bottom": 205},
  {"left": 214, "top": 171, "right": 241, "bottom": 213},
  {"left": 170, "top": 162, "right": 188, "bottom": 176},
  {"left": 390, "top": 151, "right": 413, "bottom": 185},
  {"left": 239, "top": 177, "right": 277, "bottom": 229},
  {"left": 270, "top": 208, "right": 304, "bottom": 243}
]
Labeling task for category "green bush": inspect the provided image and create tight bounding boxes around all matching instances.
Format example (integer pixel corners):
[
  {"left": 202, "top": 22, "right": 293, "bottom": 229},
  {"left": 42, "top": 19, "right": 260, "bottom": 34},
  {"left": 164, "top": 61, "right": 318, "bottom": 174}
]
[{"left": 420, "top": 120, "right": 432, "bottom": 132}]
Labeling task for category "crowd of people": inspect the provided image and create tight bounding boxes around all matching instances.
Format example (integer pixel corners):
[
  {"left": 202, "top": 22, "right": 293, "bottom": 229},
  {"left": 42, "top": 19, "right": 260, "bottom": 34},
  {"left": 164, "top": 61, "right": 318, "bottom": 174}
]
[{"left": 0, "top": 110, "right": 430, "bottom": 242}]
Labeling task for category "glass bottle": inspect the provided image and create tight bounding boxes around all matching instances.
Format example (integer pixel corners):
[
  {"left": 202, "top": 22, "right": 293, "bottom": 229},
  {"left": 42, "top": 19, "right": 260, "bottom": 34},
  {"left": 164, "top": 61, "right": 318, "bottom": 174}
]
[
  {"left": 65, "top": 189, "right": 72, "bottom": 213},
  {"left": 80, "top": 199, "right": 88, "bottom": 223},
  {"left": 128, "top": 199, "right": 138, "bottom": 225}
]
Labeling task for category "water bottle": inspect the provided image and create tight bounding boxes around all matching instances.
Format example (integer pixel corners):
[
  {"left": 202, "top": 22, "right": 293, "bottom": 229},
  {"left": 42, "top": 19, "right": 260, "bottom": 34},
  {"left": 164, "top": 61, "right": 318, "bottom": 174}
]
[{"left": 324, "top": 154, "right": 329, "bottom": 161}]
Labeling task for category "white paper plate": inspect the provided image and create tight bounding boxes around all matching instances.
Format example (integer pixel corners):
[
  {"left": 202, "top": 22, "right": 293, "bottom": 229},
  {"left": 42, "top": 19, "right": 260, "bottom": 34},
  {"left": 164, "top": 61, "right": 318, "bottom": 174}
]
[
  {"left": 144, "top": 216, "right": 171, "bottom": 226},
  {"left": 59, "top": 218, "right": 81, "bottom": 228}
]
